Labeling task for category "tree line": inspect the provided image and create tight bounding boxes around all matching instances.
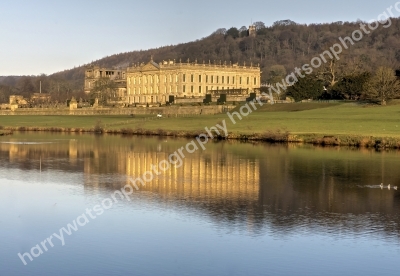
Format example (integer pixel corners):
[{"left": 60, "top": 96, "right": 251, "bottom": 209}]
[
  {"left": 285, "top": 66, "right": 400, "bottom": 105},
  {"left": 0, "top": 74, "right": 85, "bottom": 104}
]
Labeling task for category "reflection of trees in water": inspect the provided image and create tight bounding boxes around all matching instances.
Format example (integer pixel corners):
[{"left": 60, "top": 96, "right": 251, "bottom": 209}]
[
  {"left": 1, "top": 135, "right": 400, "bottom": 239},
  {"left": 256, "top": 147, "right": 400, "bottom": 240}
]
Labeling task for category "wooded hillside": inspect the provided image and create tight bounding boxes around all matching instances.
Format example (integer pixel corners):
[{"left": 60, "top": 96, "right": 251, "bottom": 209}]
[{"left": 1, "top": 18, "right": 400, "bottom": 103}]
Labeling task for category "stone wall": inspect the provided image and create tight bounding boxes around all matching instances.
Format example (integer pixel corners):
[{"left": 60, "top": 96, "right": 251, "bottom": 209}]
[
  {"left": 175, "top": 98, "right": 204, "bottom": 104},
  {"left": 0, "top": 105, "right": 233, "bottom": 116}
]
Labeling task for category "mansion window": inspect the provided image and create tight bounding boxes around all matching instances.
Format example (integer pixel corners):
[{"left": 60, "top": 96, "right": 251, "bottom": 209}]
[
  {"left": 247, "top": 77, "right": 249, "bottom": 85},
  {"left": 183, "top": 85, "right": 186, "bottom": 93},
  {"left": 254, "top": 77, "right": 257, "bottom": 85},
  {"left": 199, "top": 75, "right": 202, "bottom": 82},
  {"left": 191, "top": 85, "right": 194, "bottom": 93},
  {"left": 222, "top": 76, "right": 224, "bottom": 84},
  {"left": 227, "top": 76, "right": 229, "bottom": 84},
  {"left": 233, "top": 77, "right": 235, "bottom": 84},
  {"left": 191, "top": 74, "right": 194, "bottom": 82},
  {"left": 211, "top": 76, "right": 214, "bottom": 83},
  {"left": 206, "top": 75, "right": 208, "bottom": 83},
  {"left": 199, "top": 86, "right": 202, "bottom": 93},
  {"left": 183, "top": 74, "right": 186, "bottom": 82}
]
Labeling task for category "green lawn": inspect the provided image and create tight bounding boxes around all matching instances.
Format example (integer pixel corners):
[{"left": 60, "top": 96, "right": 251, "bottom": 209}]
[{"left": 1, "top": 102, "right": 400, "bottom": 137}]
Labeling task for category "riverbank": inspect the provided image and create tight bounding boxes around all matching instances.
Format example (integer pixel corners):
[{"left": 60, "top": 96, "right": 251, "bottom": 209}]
[
  {"left": 1, "top": 102, "right": 400, "bottom": 148},
  {"left": 2, "top": 126, "right": 398, "bottom": 149},
  {"left": 0, "top": 130, "right": 13, "bottom": 136}
]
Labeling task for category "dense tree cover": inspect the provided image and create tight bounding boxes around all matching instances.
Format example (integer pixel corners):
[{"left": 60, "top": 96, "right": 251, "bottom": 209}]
[
  {"left": 286, "top": 75, "right": 324, "bottom": 101},
  {"left": 1, "top": 18, "right": 400, "bottom": 104},
  {"left": 281, "top": 66, "right": 400, "bottom": 103},
  {"left": 331, "top": 72, "right": 371, "bottom": 100},
  {"left": 226, "top": 27, "right": 240, "bottom": 39}
]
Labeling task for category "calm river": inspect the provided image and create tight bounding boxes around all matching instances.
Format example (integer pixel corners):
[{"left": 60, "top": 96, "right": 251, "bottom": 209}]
[{"left": 0, "top": 132, "right": 399, "bottom": 276}]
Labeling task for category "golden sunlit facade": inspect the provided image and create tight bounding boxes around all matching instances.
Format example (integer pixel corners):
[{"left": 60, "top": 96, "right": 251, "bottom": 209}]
[
  {"left": 125, "top": 59, "right": 261, "bottom": 104},
  {"left": 84, "top": 59, "right": 261, "bottom": 105}
]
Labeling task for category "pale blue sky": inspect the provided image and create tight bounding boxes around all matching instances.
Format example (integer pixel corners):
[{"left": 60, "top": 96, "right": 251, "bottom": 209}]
[{"left": 0, "top": 0, "right": 398, "bottom": 75}]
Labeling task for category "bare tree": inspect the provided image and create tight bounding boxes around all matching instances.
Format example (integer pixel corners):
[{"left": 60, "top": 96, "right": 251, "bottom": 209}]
[
  {"left": 91, "top": 77, "right": 117, "bottom": 104},
  {"left": 363, "top": 67, "right": 400, "bottom": 105}
]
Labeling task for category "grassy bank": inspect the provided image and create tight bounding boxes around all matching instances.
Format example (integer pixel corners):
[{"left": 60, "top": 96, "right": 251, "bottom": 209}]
[
  {"left": 1, "top": 102, "right": 400, "bottom": 148},
  {"left": 0, "top": 130, "right": 13, "bottom": 136}
]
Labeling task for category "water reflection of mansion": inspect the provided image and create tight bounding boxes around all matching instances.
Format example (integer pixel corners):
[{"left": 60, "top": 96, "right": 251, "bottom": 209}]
[
  {"left": 124, "top": 152, "right": 259, "bottom": 201},
  {"left": 2, "top": 137, "right": 400, "bottom": 236}
]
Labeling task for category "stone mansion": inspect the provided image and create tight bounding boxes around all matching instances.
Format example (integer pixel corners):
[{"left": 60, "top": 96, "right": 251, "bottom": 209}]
[{"left": 84, "top": 58, "right": 261, "bottom": 105}]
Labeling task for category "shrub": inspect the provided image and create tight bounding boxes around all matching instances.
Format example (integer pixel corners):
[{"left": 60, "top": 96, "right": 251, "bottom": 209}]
[
  {"left": 121, "top": 128, "right": 134, "bottom": 135},
  {"left": 263, "top": 129, "right": 290, "bottom": 142},
  {"left": 94, "top": 120, "right": 104, "bottom": 134},
  {"left": 157, "top": 128, "right": 167, "bottom": 136}
]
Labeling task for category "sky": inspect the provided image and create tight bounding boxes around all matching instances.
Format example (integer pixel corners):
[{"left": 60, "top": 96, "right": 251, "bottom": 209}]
[{"left": 0, "top": 0, "right": 399, "bottom": 76}]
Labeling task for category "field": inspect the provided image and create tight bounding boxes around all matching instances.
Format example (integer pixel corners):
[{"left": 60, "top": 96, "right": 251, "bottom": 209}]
[{"left": 1, "top": 102, "right": 400, "bottom": 138}]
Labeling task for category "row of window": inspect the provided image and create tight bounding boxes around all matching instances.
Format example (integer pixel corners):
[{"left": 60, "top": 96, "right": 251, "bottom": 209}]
[
  {"left": 128, "top": 86, "right": 177, "bottom": 95},
  {"left": 129, "top": 75, "right": 178, "bottom": 85},
  {"left": 128, "top": 86, "right": 242, "bottom": 95},
  {"left": 183, "top": 86, "right": 238, "bottom": 93},
  {"left": 184, "top": 74, "right": 259, "bottom": 85},
  {"left": 128, "top": 75, "right": 258, "bottom": 85}
]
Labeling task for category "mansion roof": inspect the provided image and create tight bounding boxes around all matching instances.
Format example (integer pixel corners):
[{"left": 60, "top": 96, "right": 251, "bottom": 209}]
[{"left": 127, "top": 59, "right": 260, "bottom": 73}]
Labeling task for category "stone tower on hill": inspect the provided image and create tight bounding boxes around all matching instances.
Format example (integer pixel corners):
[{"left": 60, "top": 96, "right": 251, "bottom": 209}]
[{"left": 249, "top": 25, "right": 256, "bottom": 37}]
